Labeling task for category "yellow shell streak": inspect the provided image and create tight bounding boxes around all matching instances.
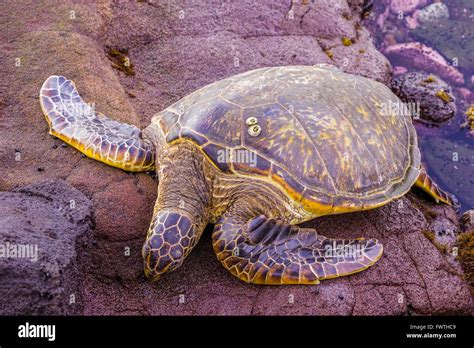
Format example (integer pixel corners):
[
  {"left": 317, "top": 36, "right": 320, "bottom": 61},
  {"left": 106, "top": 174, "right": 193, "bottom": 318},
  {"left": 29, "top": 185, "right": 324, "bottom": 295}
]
[{"left": 40, "top": 76, "right": 154, "bottom": 172}]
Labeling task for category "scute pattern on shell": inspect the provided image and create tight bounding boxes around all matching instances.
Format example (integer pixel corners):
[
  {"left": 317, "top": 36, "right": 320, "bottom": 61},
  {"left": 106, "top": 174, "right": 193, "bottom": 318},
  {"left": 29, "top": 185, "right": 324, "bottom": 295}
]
[{"left": 154, "top": 66, "right": 420, "bottom": 213}]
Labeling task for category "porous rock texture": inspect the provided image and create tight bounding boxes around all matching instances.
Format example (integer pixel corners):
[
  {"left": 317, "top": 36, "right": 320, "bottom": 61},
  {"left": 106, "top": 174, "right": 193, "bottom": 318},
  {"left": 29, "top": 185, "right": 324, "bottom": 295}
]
[
  {"left": 0, "top": 0, "right": 471, "bottom": 315},
  {"left": 0, "top": 180, "right": 93, "bottom": 315},
  {"left": 391, "top": 71, "right": 456, "bottom": 123}
]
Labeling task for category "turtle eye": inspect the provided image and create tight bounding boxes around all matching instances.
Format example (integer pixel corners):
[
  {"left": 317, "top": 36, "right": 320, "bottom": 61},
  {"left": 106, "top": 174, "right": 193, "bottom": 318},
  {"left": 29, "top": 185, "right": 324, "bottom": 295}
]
[
  {"left": 245, "top": 117, "right": 258, "bottom": 126},
  {"left": 248, "top": 125, "right": 262, "bottom": 137}
]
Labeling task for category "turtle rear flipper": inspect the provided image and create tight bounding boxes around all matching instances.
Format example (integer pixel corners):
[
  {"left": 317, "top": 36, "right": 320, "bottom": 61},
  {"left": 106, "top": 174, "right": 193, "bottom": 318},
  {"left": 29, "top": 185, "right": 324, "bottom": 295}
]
[
  {"left": 414, "top": 165, "right": 457, "bottom": 206},
  {"left": 212, "top": 213, "right": 383, "bottom": 285},
  {"left": 40, "top": 76, "right": 154, "bottom": 172}
]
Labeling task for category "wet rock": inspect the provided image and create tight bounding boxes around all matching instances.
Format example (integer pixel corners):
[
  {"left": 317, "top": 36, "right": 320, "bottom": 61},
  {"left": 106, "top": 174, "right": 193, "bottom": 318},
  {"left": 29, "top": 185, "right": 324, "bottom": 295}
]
[
  {"left": 0, "top": 180, "right": 93, "bottom": 315},
  {"left": 428, "top": 217, "right": 457, "bottom": 247},
  {"left": 457, "top": 210, "right": 474, "bottom": 296},
  {"left": 409, "top": 191, "right": 459, "bottom": 252},
  {"left": 393, "top": 65, "right": 408, "bottom": 75},
  {"left": 418, "top": 136, "right": 474, "bottom": 211},
  {"left": 376, "top": 3, "right": 390, "bottom": 29},
  {"left": 445, "top": 0, "right": 474, "bottom": 20},
  {"left": 416, "top": 3, "right": 450, "bottom": 25},
  {"left": 389, "top": 0, "right": 428, "bottom": 15},
  {"left": 458, "top": 89, "right": 474, "bottom": 104},
  {"left": 412, "top": 19, "right": 474, "bottom": 72},
  {"left": 391, "top": 72, "right": 456, "bottom": 123},
  {"left": 462, "top": 105, "right": 474, "bottom": 133},
  {"left": 384, "top": 42, "right": 465, "bottom": 85},
  {"left": 404, "top": 13, "right": 419, "bottom": 29}
]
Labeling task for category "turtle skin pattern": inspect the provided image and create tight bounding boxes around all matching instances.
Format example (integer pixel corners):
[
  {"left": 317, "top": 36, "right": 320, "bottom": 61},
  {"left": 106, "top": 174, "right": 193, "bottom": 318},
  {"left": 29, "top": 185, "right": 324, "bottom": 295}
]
[
  {"left": 40, "top": 76, "right": 154, "bottom": 171},
  {"left": 142, "top": 211, "right": 200, "bottom": 280},
  {"left": 415, "top": 166, "right": 454, "bottom": 205}
]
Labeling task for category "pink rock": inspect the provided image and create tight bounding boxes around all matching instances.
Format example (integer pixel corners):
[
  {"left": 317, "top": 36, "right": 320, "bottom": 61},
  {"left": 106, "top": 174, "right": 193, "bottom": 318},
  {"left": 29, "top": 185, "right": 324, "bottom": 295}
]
[
  {"left": 393, "top": 65, "right": 408, "bottom": 75},
  {"left": 405, "top": 11, "right": 419, "bottom": 29},
  {"left": 456, "top": 87, "right": 473, "bottom": 103},
  {"left": 377, "top": 5, "right": 390, "bottom": 28},
  {"left": 384, "top": 42, "right": 465, "bottom": 85},
  {"left": 390, "top": 0, "right": 428, "bottom": 14}
]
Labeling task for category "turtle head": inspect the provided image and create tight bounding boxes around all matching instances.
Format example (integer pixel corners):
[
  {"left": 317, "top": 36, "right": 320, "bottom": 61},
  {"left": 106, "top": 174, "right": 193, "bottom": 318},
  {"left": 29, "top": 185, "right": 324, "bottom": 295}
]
[{"left": 142, "top": 211, "right": 200, "bottom": 281}]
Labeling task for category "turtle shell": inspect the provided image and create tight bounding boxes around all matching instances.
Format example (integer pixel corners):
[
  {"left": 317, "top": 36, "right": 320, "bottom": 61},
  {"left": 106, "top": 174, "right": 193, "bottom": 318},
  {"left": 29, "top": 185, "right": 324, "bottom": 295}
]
[{"left": 154, "top": 66, "right": 420, "bottom": 215}]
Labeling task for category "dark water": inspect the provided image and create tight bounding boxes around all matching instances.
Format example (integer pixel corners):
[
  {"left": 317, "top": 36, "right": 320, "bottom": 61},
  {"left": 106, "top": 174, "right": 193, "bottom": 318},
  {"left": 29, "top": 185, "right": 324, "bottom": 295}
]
[{"left": 362, "top": 0, "right": 473, "bottom": 213}]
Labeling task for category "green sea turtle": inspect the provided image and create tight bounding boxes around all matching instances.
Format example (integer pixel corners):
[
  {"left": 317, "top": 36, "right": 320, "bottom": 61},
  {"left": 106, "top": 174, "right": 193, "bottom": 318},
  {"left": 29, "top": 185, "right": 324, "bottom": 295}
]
[{"left": 39, "top": 66, "right": 454, "bottom": 285}]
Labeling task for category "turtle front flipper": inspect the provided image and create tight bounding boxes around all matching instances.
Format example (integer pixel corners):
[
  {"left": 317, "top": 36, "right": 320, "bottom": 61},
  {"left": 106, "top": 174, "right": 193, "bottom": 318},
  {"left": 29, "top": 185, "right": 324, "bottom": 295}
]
[
  {"left": 212, "top": 213, "right": 383, "bottom": 285},
  {"left": 413, "top": 165, "right": 456, "bottom": 206},
  {"left": 40, "top": 76, "right": 154, "bottom": 171}
]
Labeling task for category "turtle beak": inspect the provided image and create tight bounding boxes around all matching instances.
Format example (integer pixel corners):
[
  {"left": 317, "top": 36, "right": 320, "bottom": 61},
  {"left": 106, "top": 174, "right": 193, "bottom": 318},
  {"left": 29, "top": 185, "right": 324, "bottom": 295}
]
[{"left": 144, "top": 267, "right": 161, "bottom": 282}]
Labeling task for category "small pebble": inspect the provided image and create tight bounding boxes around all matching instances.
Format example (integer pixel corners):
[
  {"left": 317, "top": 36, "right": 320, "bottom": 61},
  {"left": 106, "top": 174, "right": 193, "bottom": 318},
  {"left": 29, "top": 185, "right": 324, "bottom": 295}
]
[{"left": 417, "top": 2, "right": 449, "bottom": 25}]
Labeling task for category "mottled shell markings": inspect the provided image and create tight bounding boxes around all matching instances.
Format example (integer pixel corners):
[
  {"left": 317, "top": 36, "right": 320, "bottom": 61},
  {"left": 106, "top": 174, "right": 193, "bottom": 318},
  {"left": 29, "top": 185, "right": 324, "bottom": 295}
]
[{"left": 153, "top": 66, "right": 421, "bottom": 215}]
